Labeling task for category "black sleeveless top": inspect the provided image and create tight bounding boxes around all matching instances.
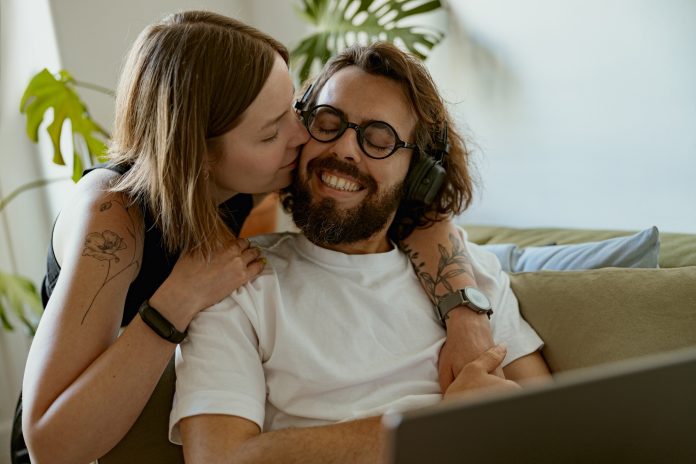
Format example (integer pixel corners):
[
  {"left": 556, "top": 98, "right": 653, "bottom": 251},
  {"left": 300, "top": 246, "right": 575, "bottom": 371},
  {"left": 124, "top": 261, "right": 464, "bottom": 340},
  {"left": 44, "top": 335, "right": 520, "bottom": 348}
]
[
  {"left": 40, "top": 164, "right": 253, "bottom": 326},
  {"left": 12, "top": 166, "right": 252, "bottom": 464}
]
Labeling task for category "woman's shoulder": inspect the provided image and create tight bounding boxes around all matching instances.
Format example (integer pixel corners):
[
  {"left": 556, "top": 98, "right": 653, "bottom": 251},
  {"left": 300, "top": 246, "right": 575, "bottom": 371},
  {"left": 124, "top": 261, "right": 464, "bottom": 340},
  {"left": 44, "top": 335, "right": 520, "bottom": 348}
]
[
  {"left": 52, "top": 167, "right": 145, "bottom": 266},
  {"left": 69, "top": 166, "right": 143, "bottom": 214}
]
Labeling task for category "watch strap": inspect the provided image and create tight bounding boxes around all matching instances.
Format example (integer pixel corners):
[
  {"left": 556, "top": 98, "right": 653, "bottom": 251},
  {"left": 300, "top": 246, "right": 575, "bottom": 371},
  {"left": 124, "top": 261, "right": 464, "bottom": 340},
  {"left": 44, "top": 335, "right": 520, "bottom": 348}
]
[
  {"left": 436, "top": 288, "right": 493, "bottom": 325},
  {"left": 138, "top": 300, "right": 188, "bottom": 344}
]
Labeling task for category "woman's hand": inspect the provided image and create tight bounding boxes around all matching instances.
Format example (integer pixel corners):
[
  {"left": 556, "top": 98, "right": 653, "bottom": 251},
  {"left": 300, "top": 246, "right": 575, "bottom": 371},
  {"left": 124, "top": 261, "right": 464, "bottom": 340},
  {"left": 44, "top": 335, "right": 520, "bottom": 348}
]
[
  {"left": 438, "top": 310, "right": 502, "bottom": 392},
  {"left": 443, "top": 345, "right": 521, "bottom": 401},
  {"left": 150, "top": 238, "right": 264, "bottom": 330}
]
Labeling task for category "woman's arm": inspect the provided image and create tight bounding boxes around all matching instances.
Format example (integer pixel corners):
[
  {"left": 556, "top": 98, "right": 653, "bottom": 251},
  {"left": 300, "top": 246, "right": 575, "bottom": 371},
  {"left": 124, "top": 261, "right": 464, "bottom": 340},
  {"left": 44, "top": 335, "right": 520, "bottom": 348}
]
[
  {"left": 22, "top": 170, "right": 263, "bottom": 464},
  {"left": 400, "top": 219, "right": 501, "bottom": 392}
]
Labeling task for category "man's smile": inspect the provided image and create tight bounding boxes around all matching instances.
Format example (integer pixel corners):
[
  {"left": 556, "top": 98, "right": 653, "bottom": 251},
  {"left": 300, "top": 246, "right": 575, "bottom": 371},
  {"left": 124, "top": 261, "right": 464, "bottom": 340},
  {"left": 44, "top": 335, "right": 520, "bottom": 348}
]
[{"left": 319, "top": 170, "right": 364, "bottom": 192}]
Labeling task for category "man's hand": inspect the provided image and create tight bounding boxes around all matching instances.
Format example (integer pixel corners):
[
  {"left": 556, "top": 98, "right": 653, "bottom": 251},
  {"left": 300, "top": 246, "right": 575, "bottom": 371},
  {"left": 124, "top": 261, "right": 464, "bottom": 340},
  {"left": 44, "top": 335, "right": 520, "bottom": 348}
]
[
  {"left": 439, "top": 309, "right": 504, "bottom": 392},
  {"left": 443, "top": 344, "right": 521, "bottom": 401}
]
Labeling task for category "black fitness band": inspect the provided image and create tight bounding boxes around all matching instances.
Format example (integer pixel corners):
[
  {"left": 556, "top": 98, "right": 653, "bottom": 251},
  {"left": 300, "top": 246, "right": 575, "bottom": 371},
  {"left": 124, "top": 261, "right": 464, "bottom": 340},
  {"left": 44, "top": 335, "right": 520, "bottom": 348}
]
[{"left": 138, "top": 300, "right": 188, "bottom": 344}]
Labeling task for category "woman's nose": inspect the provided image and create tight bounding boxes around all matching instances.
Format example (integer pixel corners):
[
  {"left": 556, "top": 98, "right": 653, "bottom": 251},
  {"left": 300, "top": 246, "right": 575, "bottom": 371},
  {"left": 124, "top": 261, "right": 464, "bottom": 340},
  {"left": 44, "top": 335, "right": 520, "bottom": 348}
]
[{"left": 290, "top": 113, "right": 310, "bottom": 147}]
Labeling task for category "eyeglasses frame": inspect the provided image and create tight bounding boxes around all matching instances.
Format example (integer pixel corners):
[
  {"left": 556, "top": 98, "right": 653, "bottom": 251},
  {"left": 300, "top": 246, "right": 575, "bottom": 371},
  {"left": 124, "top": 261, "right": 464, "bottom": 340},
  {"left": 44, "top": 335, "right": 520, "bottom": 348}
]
[{"left": 296, "top": 104, "right": 418, "bottom": 160}]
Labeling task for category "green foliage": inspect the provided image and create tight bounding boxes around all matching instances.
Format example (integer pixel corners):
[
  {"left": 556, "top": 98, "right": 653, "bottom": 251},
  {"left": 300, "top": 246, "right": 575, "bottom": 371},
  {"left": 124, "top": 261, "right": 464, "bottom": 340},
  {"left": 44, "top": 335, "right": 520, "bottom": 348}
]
[
  {"left": 0, "top": 271, "right": 43, "bottom": 335},
  {"left": 20, "top": 68, "right": 110, "bottom": 182},
  {"left": 291, "top": 0, "right": 444, "bottom": 83}
]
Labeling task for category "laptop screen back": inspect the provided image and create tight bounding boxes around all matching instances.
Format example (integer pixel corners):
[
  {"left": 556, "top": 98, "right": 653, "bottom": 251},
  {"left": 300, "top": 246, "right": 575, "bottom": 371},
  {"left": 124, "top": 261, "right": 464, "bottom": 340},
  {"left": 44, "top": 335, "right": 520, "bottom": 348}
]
[{"left": 384, "top": 348, "right": 696, "bottom": 464}]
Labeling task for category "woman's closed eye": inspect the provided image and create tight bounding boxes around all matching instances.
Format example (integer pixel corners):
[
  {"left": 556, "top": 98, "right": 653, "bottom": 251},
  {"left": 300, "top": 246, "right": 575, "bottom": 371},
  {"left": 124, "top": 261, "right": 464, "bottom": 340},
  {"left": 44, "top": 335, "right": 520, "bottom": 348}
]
[{"left": 262, "top": 131, "right": 279, "bottom": 143}]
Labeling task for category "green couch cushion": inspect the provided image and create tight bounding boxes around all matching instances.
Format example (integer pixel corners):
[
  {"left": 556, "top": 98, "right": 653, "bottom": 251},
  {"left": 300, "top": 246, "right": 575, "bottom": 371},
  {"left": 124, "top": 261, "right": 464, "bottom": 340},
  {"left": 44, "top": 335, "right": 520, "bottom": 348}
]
[
  {"left": 464, "top": 225, "right": 696, "bottom": 268},
  {"left": 509, "top": 266, "right": 696, "bottom": 373}
]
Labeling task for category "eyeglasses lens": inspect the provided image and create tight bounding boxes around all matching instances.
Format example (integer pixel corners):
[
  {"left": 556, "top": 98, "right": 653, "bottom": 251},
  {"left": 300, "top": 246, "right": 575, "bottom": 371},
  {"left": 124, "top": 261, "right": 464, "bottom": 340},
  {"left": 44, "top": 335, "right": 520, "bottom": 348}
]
[{"left": 308, "top": 106, "right": 397, "bottom": 159}]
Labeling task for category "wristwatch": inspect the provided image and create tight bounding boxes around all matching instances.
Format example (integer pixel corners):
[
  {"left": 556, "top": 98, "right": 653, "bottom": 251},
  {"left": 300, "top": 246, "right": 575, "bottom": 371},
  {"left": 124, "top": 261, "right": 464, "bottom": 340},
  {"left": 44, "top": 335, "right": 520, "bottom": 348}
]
[
  {"left": 138, "top": 300, "right": 188, "bottom": 344},
  {"left": 435, "top": 287, "right": 493, "bottom": 325}
]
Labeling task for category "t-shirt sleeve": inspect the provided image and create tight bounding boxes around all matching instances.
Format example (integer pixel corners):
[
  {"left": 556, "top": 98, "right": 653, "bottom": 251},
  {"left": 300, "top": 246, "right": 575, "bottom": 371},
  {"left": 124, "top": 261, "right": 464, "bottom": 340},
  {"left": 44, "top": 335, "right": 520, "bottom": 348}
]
[
  {"left": 169, "top": 294, "right": 265, "bottom": 444},
  {"left": 462, "top": 231, "right": 544, "bottom": 367}
]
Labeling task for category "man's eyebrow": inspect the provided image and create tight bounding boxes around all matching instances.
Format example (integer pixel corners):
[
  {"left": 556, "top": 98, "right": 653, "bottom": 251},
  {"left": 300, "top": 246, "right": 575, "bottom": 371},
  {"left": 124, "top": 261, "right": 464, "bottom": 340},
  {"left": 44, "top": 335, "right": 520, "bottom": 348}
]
[{"left": 259, "top": 86, "right": 296, "bottom": 133}]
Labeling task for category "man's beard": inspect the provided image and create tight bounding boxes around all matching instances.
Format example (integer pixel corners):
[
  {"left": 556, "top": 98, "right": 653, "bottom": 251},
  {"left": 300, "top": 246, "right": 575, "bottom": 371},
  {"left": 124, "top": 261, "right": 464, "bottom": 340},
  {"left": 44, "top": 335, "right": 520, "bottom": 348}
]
[{"left": 287, "top": 157, "right": 404, "bottom": 246}]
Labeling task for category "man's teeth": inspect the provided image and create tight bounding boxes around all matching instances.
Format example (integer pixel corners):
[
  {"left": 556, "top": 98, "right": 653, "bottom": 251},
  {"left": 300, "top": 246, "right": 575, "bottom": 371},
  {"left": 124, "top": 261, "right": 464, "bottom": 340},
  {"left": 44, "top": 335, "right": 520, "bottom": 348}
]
[{"left": 321, "top": 173, "right": 361, "bottom": 192}]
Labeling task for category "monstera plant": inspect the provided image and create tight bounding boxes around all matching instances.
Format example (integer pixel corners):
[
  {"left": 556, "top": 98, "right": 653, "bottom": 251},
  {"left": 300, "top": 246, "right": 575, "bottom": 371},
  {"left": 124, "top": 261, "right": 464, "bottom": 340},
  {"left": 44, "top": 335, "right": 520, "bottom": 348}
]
[
  {"left": 0, "top": 0, "right": 446, "bottom": 333},
  {"left": 291, "top": 0, "right": 444, "bottom": 82}
]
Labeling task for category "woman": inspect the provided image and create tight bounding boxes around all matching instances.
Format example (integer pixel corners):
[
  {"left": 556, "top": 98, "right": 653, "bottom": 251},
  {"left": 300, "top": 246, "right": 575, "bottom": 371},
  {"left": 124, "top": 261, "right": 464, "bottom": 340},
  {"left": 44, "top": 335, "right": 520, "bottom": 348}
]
[{"left": 18, "top": 10, "right": 495, "bottom": 464}]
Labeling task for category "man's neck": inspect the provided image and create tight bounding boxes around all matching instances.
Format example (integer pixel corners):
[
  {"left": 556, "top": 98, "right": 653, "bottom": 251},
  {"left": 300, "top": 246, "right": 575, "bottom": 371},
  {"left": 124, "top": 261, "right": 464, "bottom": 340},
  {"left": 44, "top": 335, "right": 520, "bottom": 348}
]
[{"left": 317, "top": 233, "right": 393, "bottom": 255}]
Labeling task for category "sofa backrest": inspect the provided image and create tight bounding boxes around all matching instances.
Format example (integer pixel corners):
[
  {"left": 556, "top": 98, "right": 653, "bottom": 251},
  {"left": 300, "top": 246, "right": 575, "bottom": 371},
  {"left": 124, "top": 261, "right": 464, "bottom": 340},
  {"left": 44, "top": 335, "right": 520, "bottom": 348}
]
[{"left": 465, "top": 225, "right": 696, "bottom": 268}]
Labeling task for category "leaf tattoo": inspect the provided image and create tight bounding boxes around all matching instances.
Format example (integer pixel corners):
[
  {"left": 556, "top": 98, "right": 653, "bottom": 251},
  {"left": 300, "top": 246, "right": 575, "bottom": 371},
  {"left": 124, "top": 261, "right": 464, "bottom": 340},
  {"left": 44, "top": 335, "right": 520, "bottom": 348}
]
[{"left": 403, "top": 232, "right": 473, "bottom": 305}]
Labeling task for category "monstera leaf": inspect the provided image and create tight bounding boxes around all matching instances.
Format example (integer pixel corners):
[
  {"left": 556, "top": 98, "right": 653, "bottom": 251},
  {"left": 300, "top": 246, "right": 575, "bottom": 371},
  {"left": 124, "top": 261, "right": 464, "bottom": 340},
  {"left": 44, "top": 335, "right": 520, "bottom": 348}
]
[
  {"left": 20, "top": 68, "right": 110, "bottom": 182},
  {"left": 0, "top": 271, "right": 43, "bottom": 335},
  {"left": 291, "top": 0, "right": 444, "bottom": 82}
]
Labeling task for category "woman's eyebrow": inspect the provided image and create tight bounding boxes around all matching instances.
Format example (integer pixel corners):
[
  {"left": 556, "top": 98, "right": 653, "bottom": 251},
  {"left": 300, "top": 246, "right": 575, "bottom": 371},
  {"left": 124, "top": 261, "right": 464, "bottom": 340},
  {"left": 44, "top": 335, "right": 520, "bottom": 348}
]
[{"left": 259, "top": 110, "right": 287, "bottom": 132}]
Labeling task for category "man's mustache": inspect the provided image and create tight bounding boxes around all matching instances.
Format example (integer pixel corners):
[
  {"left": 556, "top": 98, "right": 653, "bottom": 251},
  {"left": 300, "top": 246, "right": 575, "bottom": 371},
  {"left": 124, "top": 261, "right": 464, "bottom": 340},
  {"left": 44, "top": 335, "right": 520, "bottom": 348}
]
[{"left": 305, "top": 156, "right": 378, "bottom": 193}]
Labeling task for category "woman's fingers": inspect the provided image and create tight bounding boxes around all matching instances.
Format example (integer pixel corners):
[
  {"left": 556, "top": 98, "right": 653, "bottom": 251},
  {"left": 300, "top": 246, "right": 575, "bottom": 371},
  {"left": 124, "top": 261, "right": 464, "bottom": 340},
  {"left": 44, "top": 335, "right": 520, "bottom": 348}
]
[{"left": 240, "top": 245, "right": 262, "bottom": 265}]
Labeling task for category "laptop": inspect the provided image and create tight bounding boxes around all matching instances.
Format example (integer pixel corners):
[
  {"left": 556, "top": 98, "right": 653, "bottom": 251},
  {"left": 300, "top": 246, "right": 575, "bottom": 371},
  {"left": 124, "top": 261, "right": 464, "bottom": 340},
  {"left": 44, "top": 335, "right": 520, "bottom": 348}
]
[{"left": 383, "top": 347, "right": 696, "bottom": 464}]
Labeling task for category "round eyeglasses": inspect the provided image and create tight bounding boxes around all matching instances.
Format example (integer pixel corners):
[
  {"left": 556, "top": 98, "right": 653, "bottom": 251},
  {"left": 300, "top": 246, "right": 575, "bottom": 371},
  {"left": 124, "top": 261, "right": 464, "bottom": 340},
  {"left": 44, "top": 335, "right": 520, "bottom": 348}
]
[{"left": 297, "top": 104, "right": 418, "bottom": 160}]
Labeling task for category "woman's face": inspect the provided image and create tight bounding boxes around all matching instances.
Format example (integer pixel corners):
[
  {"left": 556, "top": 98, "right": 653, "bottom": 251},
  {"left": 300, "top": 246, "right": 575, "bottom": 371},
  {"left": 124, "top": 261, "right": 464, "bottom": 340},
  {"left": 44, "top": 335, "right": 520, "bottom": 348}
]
[{"left": 208, "top": 54, "right": 309, "bottom": 203}]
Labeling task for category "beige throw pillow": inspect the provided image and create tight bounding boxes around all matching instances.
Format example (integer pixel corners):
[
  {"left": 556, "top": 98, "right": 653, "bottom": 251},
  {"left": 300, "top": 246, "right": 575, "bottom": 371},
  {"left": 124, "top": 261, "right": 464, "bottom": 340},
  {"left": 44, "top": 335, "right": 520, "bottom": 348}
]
[{"left": 509, "top": 266, "right": 696, "bottom": 373}]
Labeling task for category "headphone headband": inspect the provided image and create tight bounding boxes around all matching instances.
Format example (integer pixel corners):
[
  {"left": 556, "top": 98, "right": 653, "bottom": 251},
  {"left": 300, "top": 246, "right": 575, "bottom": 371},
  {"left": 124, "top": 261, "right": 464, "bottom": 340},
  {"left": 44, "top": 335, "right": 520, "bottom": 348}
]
[{"left": 294, "top": 84, "right": 314, "bottom": 112}]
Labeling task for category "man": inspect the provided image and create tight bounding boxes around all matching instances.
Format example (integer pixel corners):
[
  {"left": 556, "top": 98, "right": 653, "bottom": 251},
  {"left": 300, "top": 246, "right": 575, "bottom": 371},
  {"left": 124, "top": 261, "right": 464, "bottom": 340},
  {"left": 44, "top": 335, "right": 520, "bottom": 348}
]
[{"left": 170, "top": 42, "right": 550, "bottom": 463}]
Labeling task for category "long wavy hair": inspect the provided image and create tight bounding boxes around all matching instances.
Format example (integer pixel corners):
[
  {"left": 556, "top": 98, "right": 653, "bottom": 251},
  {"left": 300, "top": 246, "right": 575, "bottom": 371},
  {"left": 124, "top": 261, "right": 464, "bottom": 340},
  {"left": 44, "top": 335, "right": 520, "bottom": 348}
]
[
  {"left": 283, "top": 42, "right": 476, "bottom": 241},
  {"left": 108, "top": 10, "right": 288, "bottom": 256}
]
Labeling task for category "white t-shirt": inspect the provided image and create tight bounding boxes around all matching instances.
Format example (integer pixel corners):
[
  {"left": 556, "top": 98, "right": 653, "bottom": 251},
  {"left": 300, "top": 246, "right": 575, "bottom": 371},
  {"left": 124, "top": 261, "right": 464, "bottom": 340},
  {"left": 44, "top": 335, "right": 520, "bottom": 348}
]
[{"left": 169, "top": 232, "right": 543, "bottom": 443}]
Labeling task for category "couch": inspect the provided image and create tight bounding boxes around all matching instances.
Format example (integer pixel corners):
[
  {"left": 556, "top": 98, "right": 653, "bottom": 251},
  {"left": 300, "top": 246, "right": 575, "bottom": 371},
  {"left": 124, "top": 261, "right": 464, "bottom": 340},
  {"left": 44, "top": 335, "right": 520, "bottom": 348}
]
[{"left": 97, "top": 226, "right": 696, "bottom": 463}]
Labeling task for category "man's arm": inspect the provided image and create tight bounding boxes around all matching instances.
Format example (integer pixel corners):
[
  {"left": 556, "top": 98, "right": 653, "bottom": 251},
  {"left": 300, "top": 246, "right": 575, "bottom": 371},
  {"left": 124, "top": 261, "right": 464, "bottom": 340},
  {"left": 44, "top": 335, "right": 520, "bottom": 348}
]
[
  {"left": 180, "top": 345, "right": 543, "bottom": 464},
  {"left": 503, "top": 351, "right": 551, "bottom": 383},
  {"left": 181, "top": 414, "right": 384, "bottom": 464},
  {"left": 400, "top": 219, "right": 502, "bottom": 390}
]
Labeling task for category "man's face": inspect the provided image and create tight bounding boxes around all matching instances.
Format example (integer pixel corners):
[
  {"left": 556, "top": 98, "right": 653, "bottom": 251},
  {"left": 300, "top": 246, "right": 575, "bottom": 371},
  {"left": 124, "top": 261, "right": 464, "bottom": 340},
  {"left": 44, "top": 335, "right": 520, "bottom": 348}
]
[{"left": 289, "top": 66, "right": 417, "bottom": 249}]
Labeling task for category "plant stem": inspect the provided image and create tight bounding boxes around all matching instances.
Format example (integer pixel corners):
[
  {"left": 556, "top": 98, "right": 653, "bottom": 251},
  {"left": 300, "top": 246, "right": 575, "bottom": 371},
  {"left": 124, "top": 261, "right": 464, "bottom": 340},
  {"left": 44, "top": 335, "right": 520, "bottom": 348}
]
[
  {"left": 73, "top": 80, "right": 116, "bottom": 98},
  {"left": 0, "top": 177, "right": 71, "bottom": 213}
]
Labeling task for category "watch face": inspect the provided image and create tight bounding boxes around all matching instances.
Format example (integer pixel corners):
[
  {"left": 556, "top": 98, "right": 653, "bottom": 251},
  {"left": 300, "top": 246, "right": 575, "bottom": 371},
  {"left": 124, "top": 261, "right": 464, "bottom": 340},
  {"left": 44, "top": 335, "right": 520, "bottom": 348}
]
[{"left": 465, "top": 287, "right": 492, "bottom": 310}]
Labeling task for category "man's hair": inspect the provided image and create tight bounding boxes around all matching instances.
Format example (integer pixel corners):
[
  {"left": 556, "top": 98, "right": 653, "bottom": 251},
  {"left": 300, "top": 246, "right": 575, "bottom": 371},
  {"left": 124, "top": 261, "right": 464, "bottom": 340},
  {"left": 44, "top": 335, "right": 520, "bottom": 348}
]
[
  {"left": 108, "top": 10, "right": 288, "bottom": 256},
  {"left": 286, "top": 42, "right": 475, "bottom": 241}
]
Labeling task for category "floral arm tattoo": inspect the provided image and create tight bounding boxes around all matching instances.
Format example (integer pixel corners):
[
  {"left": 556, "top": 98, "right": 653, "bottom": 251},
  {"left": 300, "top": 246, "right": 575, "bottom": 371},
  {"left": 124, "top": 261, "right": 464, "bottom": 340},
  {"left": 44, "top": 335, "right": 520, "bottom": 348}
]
[
  {"left": 80, "top": 199, "right": 141, "bottom": 324},
  {"left": 401, "top": 232, "right": 474, "bottom": 306}
]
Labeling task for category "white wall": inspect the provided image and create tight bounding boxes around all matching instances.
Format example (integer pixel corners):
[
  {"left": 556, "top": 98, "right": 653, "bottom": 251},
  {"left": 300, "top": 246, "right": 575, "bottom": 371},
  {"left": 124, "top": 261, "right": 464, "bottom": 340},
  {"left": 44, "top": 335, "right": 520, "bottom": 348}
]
[
  {"left": 0, "top": 0, "right": 63, "bottom": 458},
  {"left": 428, "top": 0, "right": 696, "bottom": 233}
]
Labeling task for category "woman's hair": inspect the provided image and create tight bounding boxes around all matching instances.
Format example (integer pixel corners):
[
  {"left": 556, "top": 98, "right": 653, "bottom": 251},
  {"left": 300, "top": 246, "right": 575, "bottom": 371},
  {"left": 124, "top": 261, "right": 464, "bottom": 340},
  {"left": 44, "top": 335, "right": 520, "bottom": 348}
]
[
  {"left": 286, "top": 42, "right": 476, "bottom": 241},
  {"left": 108, "top": 10, "right": 288, "bottom": 256}
]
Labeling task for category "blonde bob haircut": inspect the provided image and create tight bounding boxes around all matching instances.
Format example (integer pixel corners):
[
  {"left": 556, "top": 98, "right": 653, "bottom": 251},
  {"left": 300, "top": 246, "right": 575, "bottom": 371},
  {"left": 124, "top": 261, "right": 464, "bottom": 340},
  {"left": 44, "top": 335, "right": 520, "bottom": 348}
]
[{"left": 109, "top": 10, "right": 288, "bottom": 256}]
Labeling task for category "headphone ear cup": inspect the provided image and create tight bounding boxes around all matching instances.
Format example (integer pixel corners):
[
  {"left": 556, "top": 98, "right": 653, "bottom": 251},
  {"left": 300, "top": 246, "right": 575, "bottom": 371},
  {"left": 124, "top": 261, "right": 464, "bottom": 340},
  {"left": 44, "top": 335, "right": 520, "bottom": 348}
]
[{"left": 404, "top": 156, "right": 446, "bottom": 205}]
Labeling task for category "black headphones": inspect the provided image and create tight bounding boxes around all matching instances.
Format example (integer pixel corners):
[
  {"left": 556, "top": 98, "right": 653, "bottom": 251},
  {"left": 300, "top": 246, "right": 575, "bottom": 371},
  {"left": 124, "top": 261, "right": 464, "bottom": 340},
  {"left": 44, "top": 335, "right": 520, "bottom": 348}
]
[
  {"left": 295, "top": 84, "right": 448, "bottom": 206},
  {"left": 403, "top": 124, "right": 448, "bottom": 205}
]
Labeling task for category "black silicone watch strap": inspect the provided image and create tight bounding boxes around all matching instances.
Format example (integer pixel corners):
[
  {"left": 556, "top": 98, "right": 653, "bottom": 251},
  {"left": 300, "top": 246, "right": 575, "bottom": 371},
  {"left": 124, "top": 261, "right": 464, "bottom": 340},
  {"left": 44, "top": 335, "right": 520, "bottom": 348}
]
[{"left": 138, "top": 300, "right": 188, "bottom": 344}]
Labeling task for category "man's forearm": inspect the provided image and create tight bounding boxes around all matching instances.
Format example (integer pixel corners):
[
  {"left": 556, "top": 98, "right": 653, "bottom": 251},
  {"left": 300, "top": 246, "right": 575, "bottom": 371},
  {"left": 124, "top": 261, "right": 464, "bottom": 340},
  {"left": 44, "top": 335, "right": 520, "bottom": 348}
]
[
  {"left": 237, "top": 417, "right": 383, "bottom": 464},
  {"left": 186, "top": 416, "right": 385, "bottom": 464},
  {"left": 400, "top": 220, "right": 478, "bottom": 305},
  {"left": 401, "top": 220, "right": 502, "bottom": 386}
]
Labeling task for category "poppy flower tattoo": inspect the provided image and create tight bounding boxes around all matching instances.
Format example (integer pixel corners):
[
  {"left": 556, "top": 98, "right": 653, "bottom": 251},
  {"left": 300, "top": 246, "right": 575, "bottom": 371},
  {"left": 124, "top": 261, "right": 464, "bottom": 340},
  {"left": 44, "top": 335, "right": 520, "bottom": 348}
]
[
  {"left": 83, "top": 231, "right": 127, "bottom": 262},
  {"left": 79, "top": 201, "right": 141, "bottom": 324}
]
